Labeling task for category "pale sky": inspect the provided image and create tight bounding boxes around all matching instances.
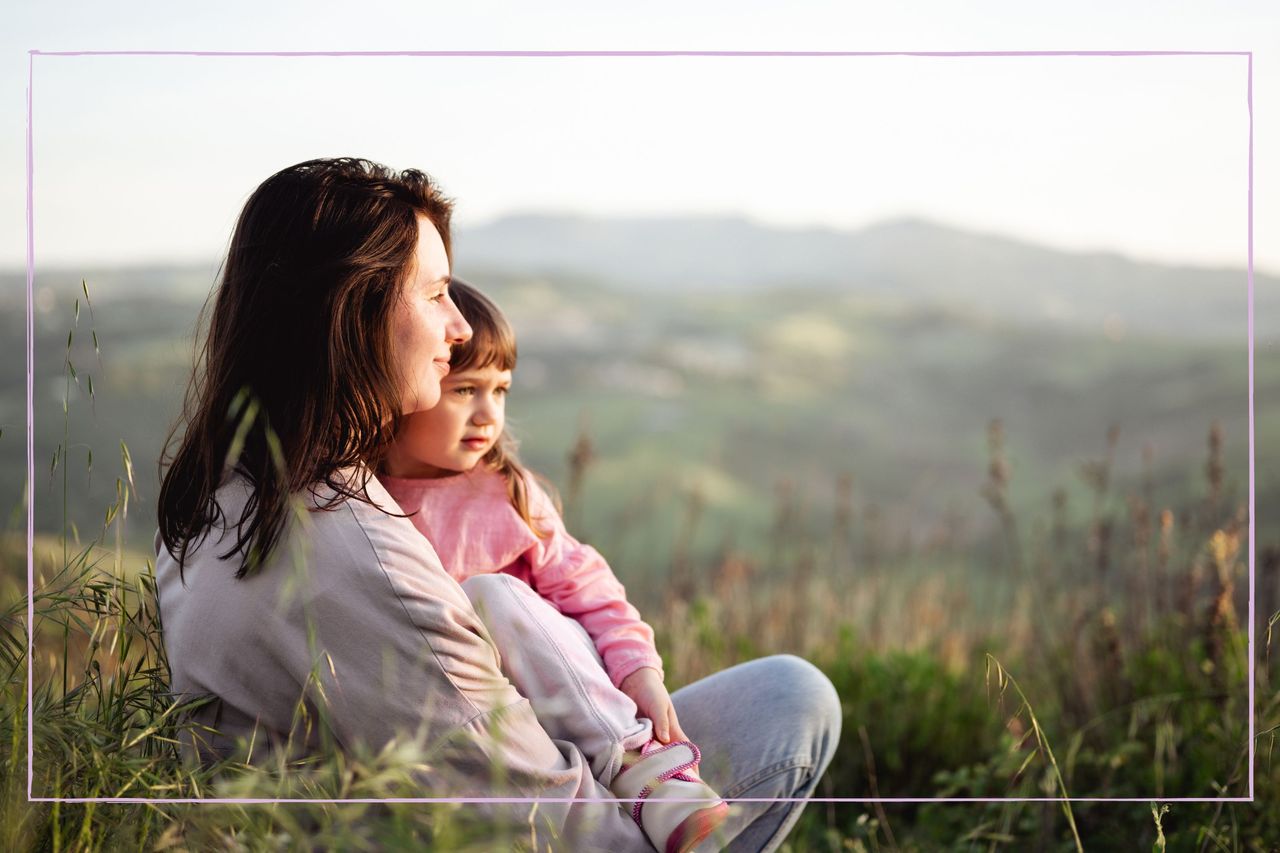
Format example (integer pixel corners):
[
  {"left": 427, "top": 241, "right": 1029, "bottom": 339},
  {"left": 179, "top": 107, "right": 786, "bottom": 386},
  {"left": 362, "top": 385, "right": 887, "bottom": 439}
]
[{"left": 3, "top": 1, "right": 1276, "bottom": 273}]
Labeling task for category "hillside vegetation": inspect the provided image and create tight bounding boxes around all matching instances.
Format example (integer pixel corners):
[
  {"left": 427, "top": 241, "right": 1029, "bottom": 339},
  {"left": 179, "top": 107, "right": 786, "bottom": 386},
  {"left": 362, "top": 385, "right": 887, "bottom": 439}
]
[{"left": 1, "top": 216, "right": 1275, "bottom": 847}]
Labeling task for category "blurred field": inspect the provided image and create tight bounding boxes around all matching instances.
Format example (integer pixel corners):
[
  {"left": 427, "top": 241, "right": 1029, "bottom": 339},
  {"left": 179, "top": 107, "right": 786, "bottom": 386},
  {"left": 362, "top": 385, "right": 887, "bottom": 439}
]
[
  {"left": 1, "top": 221, "right": 1277, "bottom": 848},
  {"left": 2, "top": 406, "right": 1275, "bottom": 848},
  {"left": 2, "top": 267, "right": 1269, "bottom": 575}
]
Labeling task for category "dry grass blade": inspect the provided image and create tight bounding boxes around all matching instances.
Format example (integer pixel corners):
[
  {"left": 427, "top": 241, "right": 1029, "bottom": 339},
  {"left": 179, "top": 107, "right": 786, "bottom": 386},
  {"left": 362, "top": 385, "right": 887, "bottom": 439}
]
[{"left": 984, "top": 655, "right": 1084, "bottom": 853}]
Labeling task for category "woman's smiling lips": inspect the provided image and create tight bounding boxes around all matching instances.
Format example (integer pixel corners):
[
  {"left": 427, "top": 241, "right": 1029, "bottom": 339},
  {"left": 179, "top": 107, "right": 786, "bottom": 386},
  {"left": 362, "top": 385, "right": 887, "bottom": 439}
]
[{"left": 433, "top": 356, "right": 451, "bottom": 375}]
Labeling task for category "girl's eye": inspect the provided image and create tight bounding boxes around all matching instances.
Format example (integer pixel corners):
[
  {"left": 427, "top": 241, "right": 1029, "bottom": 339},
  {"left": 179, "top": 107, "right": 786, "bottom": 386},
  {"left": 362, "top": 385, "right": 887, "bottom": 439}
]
[
  {"left": 495, "top": 387, "right": 510, "bottom": 397},
  {"left": 453, "top": 386, "right": 474, "bottom": 397}
]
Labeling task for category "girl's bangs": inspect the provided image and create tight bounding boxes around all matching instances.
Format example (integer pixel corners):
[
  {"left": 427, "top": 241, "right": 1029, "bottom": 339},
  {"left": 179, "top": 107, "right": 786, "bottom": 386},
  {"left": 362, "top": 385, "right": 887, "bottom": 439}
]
[{"left": 451, "top": 317, "right": 517, "bottom": 373}]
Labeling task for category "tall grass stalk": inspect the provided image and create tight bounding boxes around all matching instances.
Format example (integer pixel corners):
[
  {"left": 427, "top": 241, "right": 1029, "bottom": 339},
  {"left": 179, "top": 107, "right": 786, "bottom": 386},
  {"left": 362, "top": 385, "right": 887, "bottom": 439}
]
[{"left": 985, "top": 654, "right": 1084, "bottom": 853}]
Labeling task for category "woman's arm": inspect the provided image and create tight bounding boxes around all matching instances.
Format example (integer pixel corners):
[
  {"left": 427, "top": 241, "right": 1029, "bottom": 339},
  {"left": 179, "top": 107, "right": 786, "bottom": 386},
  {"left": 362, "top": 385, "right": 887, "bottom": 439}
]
[
  {"left": 160, "top": 475, "right": 649, "bottom": 851},
  {"left": 329, "top": 490, "right": 651, "bottom": 850}
]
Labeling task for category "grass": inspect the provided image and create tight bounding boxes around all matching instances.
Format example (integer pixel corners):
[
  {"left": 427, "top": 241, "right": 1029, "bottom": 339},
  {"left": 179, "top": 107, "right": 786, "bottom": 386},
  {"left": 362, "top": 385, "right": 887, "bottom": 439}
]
[
  {"left": 3, "top": 452, "right": 1276, "bottom": 849},
  {"left": 2, "top": 292, "right": 1276, "bottom": 850}
]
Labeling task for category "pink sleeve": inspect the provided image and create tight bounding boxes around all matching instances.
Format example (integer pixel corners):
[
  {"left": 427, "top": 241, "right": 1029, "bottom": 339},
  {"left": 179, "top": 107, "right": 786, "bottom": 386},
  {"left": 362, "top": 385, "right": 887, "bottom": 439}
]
[{"left": 521, "top": 479, "right": 664, "bottom": 688}]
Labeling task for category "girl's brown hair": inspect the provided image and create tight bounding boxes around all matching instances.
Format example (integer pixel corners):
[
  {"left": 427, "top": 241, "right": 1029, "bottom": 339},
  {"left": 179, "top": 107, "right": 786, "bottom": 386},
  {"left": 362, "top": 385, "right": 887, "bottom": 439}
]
[
  {"left": 158, "top": 157, "right": 454, "bottom": 578},
  {"left": 446, "top": 280, "right": 555, "bottom": 537}
]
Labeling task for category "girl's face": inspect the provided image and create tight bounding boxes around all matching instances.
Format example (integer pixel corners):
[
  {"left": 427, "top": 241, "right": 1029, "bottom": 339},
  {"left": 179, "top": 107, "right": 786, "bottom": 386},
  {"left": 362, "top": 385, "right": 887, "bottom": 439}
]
[
  {"left": 384, "top": 364, "right": 513, "bottom": 478},
  {"left": 391, "top": 216, "right": 472, "bottom": 415}
]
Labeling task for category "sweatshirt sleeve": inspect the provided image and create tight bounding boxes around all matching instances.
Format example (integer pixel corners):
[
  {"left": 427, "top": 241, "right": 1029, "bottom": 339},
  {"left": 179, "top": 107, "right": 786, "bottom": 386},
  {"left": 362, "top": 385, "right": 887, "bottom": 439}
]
[
  {"left": 157, "top": 472, "right": 650, "bottom": 851},
  {"left": 319, "top": 498, "right": 651, "bottom": 852},
  {"left": 520, "top": 479, "right": 665, "bottom": 688}
]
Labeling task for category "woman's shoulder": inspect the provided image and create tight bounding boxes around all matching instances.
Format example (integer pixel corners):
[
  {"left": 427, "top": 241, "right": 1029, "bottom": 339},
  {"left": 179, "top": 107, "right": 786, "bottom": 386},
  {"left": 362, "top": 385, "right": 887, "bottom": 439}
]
[
  {"left": 156, "top": 467, "right": 467, "bottom": 653},
  {"left": 158, "top": 468, "right": 426, "bottom": 581}
]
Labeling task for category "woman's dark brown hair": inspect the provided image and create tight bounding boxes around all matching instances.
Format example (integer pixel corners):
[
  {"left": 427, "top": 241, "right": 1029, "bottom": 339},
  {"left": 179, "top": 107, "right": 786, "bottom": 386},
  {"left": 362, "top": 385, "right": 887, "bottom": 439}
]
[
  {"left": 445, "top": 280, "right": 555, "bottom": 538},
  {"left": 158, "top": 157, "right": 453, "bottom": 578}
]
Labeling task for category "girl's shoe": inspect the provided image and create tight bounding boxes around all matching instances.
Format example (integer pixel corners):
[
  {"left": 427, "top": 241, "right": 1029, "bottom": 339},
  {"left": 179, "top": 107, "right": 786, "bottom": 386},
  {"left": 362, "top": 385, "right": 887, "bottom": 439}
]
[{"left": 611, "top": 740, "right": 731, "bottom": 853}]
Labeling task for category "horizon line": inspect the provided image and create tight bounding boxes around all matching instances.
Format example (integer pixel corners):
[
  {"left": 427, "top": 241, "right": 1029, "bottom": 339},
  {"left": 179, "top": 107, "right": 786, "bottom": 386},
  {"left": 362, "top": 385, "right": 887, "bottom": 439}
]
[{"left": 3, "top": 212, "right": 1269, "bottom": 276}]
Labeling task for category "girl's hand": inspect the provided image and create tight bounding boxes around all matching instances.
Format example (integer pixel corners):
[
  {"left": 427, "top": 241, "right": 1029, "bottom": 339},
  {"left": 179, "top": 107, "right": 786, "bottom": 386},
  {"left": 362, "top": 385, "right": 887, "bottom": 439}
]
[{"left": 619, "top": 667, "right": 687, "bottom": 744}]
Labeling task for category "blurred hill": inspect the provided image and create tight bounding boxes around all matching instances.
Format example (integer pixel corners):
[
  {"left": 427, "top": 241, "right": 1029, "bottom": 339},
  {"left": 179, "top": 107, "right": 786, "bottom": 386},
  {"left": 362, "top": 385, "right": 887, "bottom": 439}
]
[{"left": 455, "top": 215, "right": 1268, "bottom": 341}]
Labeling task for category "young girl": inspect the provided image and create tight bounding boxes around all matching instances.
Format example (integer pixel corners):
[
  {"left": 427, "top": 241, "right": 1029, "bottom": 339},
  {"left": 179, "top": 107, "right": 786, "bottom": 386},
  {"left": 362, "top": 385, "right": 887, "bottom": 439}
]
[{"left": 379, "top": 280, "right": 730, "bottom": 853}]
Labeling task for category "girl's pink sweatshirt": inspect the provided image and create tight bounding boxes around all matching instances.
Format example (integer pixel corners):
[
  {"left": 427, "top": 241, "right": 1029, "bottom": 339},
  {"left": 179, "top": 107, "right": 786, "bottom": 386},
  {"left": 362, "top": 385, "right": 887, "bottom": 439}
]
[{"left": 379, "top": 468, "right": 664, "bottom": 688}]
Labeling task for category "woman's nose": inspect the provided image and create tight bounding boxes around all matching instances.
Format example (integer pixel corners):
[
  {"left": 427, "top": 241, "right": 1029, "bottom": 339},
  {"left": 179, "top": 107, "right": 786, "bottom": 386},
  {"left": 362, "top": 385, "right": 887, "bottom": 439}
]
[{"left": 445, "top": 293, "right": 472, "bottom": 345}]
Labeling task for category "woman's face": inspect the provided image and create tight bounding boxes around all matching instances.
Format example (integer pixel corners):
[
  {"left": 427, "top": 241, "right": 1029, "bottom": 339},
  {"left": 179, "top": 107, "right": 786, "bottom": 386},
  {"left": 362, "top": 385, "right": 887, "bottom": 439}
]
[{"left": 392, "top": 216, "right": 472, "bottom": 415}]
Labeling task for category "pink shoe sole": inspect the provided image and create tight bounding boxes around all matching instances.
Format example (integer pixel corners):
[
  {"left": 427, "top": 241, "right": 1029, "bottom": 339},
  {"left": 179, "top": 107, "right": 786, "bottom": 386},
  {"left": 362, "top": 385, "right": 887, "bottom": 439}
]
[{"left": 665, "top": 801, "right": 731, "bottom": 853}]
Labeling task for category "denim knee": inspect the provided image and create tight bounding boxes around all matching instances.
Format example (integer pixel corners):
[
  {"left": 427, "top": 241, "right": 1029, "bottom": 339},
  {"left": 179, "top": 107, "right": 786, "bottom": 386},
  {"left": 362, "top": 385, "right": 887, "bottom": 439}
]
[{"left": 766, "top": 655, "right": 842, "bottom": 769}]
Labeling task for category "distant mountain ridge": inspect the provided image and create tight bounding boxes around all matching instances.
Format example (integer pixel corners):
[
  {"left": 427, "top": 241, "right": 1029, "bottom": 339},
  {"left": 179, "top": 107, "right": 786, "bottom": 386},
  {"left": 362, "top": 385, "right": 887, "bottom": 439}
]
[
  {"left": 454, "top": 214, "right": 1268, "bottom": 341},
  {"left": 5, "top": 215, "right": 1269, "bottom": 342}
]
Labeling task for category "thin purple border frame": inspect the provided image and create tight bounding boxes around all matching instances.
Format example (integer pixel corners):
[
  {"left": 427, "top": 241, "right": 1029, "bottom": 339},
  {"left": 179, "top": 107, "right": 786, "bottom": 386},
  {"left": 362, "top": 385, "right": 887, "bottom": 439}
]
[{"left": 24, "top": 48, "right": 1256, "bottom": 807}]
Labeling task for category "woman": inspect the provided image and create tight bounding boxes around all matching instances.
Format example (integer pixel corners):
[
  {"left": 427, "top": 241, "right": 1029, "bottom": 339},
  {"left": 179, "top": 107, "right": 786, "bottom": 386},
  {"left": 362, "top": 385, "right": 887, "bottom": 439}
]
[{"left": 156, "top": 157, "right": 840, "bottom": 851}]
